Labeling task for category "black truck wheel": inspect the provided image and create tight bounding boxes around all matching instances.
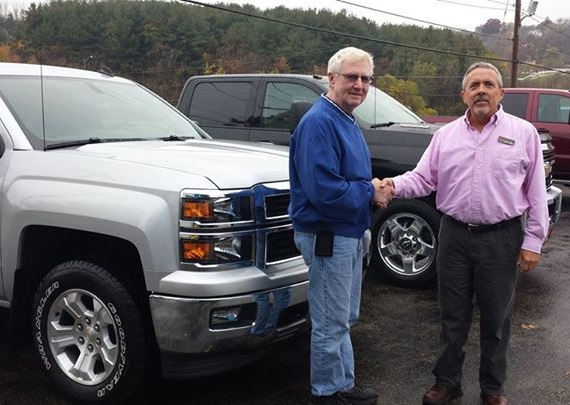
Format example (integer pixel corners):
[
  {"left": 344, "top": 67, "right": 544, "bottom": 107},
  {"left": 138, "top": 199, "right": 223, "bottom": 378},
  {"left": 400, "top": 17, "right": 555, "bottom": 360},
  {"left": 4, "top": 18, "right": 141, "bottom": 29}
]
[
  {"left": 370, "top": 199, "right": 441, "bottom": 287},
  {"left": 31, "top": 260, "right": 148, "bottom": 403}
]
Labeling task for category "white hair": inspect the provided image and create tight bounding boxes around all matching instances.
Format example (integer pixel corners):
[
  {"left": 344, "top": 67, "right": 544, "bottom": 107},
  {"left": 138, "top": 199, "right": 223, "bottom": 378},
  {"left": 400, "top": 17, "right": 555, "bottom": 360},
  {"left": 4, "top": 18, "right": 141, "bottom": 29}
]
[{"left": 327, "top": 47, "right": 374, "bottom": 75}]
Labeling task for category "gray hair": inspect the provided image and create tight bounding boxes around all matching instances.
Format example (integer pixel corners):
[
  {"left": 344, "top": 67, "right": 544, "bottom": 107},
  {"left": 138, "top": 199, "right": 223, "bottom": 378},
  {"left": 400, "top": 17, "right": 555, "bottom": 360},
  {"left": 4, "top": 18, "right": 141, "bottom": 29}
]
[
  {"left": 462, "top": 62, "right": 503, "bottom": 90},
  {"left": 327, "top": 47, "right": 374, "bottom": 75}
]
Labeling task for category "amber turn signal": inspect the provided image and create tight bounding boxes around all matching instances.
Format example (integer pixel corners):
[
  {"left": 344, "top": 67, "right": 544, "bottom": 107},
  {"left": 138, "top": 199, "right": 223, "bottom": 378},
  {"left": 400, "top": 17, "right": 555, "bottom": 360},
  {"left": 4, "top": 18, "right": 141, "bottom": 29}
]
[{"left": 182, "top": 200, "right": 213, "bottom": 220}]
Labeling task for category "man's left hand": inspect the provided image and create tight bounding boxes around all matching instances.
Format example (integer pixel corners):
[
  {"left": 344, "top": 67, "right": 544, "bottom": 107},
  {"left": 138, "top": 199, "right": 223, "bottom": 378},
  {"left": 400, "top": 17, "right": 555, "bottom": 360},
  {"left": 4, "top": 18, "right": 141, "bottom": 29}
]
[{"left": 518, "top": 249, "right": 540, "bottom": 272}]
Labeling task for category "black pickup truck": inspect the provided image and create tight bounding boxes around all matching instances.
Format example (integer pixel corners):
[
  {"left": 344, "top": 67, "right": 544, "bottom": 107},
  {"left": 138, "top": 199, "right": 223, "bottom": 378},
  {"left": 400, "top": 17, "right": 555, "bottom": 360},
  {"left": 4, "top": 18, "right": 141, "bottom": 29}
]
[{"left": 177, "top": 73, "right": 562, "bottom": 287}]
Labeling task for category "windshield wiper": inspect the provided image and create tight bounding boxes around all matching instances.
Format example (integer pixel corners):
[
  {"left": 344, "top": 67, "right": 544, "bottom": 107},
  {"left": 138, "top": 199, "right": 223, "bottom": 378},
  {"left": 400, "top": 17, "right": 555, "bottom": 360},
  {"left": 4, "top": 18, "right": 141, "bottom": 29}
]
[
  {"left": 45, "top": 137, "right": 145, "bottom": 150},
  {"left": 45, "top": 137, "right": 102, "bottom": 150},
  {"left": 370, "top": 121, "right": 396, "bottom": 129},
  {"left": 159, "top": 135, "right": 191, "bottom": 141}
]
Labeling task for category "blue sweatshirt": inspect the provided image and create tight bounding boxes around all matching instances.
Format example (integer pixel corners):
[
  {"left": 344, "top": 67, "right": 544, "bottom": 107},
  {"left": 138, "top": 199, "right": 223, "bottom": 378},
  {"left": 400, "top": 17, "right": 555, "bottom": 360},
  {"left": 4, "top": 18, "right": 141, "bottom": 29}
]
[{"left": 288, "top": 95, "right": 375, "bottom": 238}]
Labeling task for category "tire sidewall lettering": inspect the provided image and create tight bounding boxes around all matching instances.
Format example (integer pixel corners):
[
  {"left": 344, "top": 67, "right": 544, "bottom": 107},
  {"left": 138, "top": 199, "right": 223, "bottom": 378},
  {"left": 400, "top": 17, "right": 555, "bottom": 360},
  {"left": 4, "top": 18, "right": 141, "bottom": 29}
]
[
  {"left": 34, "top": 281, "right": 59, "bottom": 371},
  {"left": 96, "top": 300, "right": 127, "bottom": 398},
  {"left": 33, "top": 278, "right": 129, "bottom": 400}
]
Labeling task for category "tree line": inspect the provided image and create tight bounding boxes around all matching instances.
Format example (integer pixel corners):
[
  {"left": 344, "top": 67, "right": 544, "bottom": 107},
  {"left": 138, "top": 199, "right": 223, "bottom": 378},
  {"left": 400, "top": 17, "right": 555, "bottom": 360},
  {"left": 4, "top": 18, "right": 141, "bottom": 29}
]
[{"left": 1, "top": 0, "right": 569, "bottom": 114}]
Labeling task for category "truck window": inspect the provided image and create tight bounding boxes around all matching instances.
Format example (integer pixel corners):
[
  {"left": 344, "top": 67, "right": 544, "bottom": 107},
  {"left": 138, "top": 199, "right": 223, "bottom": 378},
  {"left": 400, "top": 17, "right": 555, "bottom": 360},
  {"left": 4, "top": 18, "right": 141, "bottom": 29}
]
[
  {"left": 538, "top": 94, "right": 568, "bottom": 123},
  {"left": 501, "top": 93, "right": 528, "bottom": 119},
  {"left": 261, "top": 82, "right": 319, "bottom": 129},
  {"left": 189, "top": 81, "right": 251, "bottom": 126},
  {"left": 353, "top": 86, "right": 424, "bottom": 126}
]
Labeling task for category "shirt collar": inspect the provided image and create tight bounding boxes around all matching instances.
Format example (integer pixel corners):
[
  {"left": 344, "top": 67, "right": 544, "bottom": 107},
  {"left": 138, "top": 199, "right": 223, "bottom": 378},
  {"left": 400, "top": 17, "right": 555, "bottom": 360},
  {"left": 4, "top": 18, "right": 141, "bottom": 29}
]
[
  {"left": 321, "top": 94, "right": 356, "bottom": 124},
  {"left": 462, "top": 104, "right": 503, "bottom": 129}
]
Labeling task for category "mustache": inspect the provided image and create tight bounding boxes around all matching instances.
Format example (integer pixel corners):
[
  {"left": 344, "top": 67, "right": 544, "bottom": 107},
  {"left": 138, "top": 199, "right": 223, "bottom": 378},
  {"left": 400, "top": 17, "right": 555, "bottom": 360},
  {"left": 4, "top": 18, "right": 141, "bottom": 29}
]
[{"left": 474, "top": 96, "right": 489, "bottom": 102}]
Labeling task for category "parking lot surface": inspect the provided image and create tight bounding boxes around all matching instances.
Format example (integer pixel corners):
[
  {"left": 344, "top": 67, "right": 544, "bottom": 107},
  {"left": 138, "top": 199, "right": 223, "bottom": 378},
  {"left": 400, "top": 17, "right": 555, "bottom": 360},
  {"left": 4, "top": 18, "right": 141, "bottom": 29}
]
[{"left": 1, "top": 185, "right": 570, "bottom": 405}]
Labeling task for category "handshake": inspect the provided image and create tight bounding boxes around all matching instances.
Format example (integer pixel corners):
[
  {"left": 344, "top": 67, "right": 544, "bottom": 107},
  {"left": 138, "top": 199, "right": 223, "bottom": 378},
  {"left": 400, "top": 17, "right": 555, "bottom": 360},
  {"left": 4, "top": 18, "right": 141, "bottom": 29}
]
[{"left": 371, "top": 178, "right": 394, "bottom": 209}]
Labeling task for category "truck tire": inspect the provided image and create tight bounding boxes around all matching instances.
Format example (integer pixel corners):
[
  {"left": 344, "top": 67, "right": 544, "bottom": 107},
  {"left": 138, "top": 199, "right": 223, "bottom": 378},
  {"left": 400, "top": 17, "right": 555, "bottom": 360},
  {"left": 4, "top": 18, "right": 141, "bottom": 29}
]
[
  {"left": 31, "top": 260, "right": 147, "bottom": 403},
  {"left": 370, "top": 199, "right": 441, "bottom": 287}
]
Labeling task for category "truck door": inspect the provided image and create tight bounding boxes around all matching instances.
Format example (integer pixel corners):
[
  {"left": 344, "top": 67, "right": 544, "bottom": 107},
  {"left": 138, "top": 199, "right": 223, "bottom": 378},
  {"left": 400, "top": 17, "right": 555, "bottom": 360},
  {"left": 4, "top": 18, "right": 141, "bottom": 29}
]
[
  {"left": 249, "top": 79, "right": 320, "bottom": 145},
  {"left": 535, "top": 93, "right": 570, "bottom": 182}
]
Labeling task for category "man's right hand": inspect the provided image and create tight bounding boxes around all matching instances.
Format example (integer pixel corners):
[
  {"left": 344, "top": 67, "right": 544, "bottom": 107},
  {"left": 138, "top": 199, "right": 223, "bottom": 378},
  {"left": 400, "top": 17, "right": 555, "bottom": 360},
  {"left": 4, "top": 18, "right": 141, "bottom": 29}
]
[{"left": 372, "top": 178, "right": 395, "bottom": 209}]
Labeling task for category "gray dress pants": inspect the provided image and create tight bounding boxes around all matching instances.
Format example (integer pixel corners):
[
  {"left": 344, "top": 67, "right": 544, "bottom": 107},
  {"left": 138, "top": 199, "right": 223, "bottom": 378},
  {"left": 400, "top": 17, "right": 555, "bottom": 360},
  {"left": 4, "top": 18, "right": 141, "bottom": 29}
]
[{"left": 432, "top": 214, "right": 523, "bottom": 395}]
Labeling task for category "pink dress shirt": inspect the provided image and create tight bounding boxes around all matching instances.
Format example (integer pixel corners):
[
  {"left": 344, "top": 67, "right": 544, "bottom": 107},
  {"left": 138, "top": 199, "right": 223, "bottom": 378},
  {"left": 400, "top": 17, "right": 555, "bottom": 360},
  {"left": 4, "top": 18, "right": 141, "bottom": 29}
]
[{"left": 393, "top": 106, "right": 549, "bottom": 254}]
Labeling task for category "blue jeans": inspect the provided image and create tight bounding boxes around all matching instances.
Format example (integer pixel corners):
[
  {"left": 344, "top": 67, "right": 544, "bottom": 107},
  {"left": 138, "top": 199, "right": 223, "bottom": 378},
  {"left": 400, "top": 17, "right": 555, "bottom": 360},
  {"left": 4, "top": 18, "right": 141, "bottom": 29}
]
[
  {"left": 294, "top": 231, "right": 364, "bottom": 396},
  {"left": 251, "top": 288, "right": 292, "bottom": 336}
]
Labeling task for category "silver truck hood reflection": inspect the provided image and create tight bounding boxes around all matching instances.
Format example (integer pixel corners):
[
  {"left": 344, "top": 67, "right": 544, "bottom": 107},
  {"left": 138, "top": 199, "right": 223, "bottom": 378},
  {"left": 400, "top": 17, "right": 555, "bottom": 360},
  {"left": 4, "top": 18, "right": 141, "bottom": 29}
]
[{"left": 75, "top": 139, "right": 290, "bottom": 189}]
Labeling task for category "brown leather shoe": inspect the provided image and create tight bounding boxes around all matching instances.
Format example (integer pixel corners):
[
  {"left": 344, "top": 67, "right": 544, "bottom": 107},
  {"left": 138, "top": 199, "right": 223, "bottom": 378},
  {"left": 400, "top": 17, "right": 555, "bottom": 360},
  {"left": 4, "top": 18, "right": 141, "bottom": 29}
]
[
  {"left": 422, "top": 384, "right": 463, "bottom": 405},
  {"left": 481, "top": 393, "right": 508, "bottom": 405}
]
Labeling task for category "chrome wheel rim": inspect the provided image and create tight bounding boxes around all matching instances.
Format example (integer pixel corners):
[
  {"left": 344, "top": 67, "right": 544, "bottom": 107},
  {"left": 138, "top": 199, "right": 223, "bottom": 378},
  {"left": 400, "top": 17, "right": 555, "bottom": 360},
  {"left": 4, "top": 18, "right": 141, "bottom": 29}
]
[
  {"left": 377, "top": 212, "right": 436, "bottom": 278},
  {"left": 46, "top": 289, "right": 119, "bottom": 385}
]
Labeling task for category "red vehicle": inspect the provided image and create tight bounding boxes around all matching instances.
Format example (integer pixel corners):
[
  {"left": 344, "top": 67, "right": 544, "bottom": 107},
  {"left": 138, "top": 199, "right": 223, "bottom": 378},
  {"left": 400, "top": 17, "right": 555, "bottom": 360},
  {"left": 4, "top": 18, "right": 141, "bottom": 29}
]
[{"left": 424, "top": 88, "right": 570, "bottom": 184}]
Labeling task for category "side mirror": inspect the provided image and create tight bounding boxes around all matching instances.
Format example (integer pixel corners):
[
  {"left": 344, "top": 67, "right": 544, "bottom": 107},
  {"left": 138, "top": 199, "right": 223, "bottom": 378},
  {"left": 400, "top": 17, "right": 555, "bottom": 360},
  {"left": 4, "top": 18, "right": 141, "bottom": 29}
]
[{"left": 289, "top": 101, "right": 313, "bottom": 134}]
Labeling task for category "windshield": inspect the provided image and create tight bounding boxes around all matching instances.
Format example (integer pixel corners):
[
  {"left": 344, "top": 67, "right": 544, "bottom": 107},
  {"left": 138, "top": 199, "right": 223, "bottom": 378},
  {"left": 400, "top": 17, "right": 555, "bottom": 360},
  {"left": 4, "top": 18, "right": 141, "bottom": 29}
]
[
  {"left": 353, "top": 85, "right": 424, "bottom": 126},
  {"left": 0, "top": 75, "right": 208, "bottom": 150}
]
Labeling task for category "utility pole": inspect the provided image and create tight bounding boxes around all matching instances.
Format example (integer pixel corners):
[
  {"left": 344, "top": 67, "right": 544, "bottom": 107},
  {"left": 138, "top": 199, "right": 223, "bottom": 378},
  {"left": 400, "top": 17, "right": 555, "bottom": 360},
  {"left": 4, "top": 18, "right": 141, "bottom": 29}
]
[
  {"left": 511, "top": 1, "right": 539, "bottom": 87},
  {"left": 510, "top": 0, "right": 522, "bottom": 87}
]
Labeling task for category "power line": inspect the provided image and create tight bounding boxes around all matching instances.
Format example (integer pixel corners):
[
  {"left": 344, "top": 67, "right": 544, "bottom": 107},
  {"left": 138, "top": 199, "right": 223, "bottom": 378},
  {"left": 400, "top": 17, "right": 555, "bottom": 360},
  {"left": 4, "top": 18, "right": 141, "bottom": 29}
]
[
  {"left": 436, "top": 0, "right": 510, "bottom": 11},
  {"left": 337, "top": 0, "right": 508, "bottom": 40},
  {"left": 522, "top": 42, "right": 570, "bottom": 59},
  {"left": 485, "top": 0, "right": 512, "bottom": 7},
  {"left": 183, "top": 1, "right": 569, "bottom": 76},
  {"left": 496, "top": 0, "right": 512, "bottom": 44},
  {"left": 528, "top": 15, "right": 570, "bottom": 40}
]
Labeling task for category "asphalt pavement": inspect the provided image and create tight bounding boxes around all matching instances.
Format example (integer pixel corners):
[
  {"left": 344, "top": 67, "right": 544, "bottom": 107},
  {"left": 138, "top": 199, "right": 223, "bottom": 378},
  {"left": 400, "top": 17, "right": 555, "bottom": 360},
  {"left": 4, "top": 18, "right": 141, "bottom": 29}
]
[{"left": 1, "top": 185, "right": 570, "bottom": 405}]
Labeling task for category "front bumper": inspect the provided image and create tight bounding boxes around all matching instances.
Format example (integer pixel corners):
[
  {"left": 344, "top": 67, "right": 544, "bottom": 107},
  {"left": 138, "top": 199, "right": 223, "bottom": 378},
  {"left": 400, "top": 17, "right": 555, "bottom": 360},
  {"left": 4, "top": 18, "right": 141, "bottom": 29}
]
[{"left": 149, "top": 272, "right": 309, "bottom": 378}]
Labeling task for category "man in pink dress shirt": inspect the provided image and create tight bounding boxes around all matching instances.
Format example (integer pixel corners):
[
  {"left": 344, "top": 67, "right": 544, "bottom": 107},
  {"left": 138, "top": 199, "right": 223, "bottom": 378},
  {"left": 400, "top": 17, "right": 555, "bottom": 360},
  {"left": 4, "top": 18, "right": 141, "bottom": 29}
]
[{"left": 383, "top": 62, "right": 548, "bottom": 405}]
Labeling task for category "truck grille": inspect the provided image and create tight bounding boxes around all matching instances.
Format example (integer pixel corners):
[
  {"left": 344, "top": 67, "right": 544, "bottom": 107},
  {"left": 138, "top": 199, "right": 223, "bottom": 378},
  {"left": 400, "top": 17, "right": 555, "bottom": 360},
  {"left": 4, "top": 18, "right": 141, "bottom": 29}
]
[
  {"left": 180, "top": 182, "right": 301, "bottom": 270},
  {"left": 540, "top": 130, "right": 555, "bottom": 189},
  {"left": 254, "top": 185, "right": 300, "bottom": 268},
  {"left": 264, "top": 193, "right": 290, "bottom": 219},
  {"left": 266, "top": 228, "right": 299, "bottom": 264},
  {"left": 544, "top": 156, "right": 554, "bottom": 189}
]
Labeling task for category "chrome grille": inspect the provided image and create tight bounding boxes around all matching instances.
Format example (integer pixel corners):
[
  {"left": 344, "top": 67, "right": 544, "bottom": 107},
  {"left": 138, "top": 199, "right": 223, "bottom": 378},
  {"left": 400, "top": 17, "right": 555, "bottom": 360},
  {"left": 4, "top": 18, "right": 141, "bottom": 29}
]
[
  {"left": 264, "top": 193, "right": 290, "bottom": 219},
  {"left": 266, "top": 228, "right": 299, "bottom": 265},
  {"left": 179, "top": 182, "right": 299, "bottom": 270},
  {"left": 540, "top": 130, "right": 555, "bottom": 189}
]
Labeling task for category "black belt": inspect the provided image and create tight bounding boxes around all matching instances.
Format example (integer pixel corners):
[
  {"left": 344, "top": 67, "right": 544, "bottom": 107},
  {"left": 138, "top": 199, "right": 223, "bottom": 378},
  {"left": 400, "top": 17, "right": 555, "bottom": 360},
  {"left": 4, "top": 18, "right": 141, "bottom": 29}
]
[{"left": 445, "top": 215, "right": 521, "bottom": 234}]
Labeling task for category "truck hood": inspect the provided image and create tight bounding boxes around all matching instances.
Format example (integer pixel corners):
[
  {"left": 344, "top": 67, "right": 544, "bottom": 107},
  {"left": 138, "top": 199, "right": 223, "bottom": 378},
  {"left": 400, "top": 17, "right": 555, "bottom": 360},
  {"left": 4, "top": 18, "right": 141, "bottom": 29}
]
[{"left": 70, "top": 139, "right": 290, "bottom": 189}]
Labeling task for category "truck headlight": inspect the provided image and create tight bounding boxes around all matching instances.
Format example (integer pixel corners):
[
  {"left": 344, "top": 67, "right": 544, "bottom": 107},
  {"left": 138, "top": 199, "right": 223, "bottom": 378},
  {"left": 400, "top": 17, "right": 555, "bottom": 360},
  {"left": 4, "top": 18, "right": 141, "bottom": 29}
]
[
  {"left": 181, "top": 195, "right": 252, "bottom": 223},
  {"left": 182, "top": 200, "right": 213, "bottom": 219},
  {"left": 180, "top": 234, "right": 253, "bottom": 266}
]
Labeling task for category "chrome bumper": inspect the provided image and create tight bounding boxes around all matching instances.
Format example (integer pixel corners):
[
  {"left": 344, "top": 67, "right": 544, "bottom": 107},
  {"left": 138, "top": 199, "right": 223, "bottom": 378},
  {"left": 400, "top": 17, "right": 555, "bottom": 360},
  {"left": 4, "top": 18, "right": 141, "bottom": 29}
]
[{"left": 149, "top": 280, "right": 309, "bottom": 356}]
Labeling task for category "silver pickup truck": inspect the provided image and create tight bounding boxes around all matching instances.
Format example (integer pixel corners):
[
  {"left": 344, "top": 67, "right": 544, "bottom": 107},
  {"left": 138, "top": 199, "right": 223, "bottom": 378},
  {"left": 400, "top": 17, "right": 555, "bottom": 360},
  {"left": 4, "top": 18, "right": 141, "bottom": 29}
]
[{"left": 0, "top": 63, "right": 308, "bottom": 403}]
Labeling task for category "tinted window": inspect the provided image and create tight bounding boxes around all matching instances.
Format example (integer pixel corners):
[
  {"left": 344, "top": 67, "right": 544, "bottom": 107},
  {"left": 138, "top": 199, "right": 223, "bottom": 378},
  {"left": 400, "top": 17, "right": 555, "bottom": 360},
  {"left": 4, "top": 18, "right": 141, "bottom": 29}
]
[
  {"left": 353, "top": 86, "right": 423, "bottom": 125},
  {"left": 562, "top": 97, "right": 570, "bottom": 124},
  {"left": 261, "top": 82, "right": 319, "bottom": 129},
  {"left": 189, "top": 81, "right": 251, "bottom": 126},
  {"left": 501, "top": 93, "right": 528, "bottom": 118},
  {"left": 538, "top": 94, "right": 569, "bottom": 123}
]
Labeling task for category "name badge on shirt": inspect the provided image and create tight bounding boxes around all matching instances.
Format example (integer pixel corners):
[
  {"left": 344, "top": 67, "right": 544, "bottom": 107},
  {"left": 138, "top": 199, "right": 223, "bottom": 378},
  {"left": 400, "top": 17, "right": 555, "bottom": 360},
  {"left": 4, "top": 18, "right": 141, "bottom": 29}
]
[{"left": 498, "top": 136, "right": 515, "bottom": 146}]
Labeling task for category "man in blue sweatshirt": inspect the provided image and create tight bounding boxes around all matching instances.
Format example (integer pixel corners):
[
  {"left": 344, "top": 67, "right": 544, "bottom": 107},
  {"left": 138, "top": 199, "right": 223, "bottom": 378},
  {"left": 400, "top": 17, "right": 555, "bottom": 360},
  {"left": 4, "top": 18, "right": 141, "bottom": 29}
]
[{"left": 289, "top": 47, "right": 390, "bottom": 405}]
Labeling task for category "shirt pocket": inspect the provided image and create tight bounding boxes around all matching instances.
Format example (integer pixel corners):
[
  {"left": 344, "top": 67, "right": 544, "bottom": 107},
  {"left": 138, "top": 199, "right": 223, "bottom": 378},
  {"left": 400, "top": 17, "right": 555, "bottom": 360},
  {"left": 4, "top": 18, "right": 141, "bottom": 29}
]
[{"left": 490, "top": 147, "right": 524, "bottom": 179}]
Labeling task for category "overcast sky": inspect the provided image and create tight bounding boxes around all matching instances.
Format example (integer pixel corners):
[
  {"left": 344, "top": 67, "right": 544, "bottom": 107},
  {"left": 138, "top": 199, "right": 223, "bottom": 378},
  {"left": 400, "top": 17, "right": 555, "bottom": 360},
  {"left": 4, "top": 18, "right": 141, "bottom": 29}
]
[{"left": 4, "top": 0, "right": 570, "bottom": 31}]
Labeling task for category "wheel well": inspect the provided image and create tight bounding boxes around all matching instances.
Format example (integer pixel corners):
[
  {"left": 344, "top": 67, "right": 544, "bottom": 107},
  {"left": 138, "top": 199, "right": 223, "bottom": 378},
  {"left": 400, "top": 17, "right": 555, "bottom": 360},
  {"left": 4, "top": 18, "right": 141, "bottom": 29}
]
[{"left": 9, "top": 225, "right": 150, "bottom": 348}]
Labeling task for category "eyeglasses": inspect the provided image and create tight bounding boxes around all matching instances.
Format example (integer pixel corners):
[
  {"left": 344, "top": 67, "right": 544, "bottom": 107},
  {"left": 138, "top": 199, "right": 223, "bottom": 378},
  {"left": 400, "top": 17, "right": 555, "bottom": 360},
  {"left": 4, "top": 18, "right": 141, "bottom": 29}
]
[{"left": 336, "top": 72, "right": 374, "bottom": 84}]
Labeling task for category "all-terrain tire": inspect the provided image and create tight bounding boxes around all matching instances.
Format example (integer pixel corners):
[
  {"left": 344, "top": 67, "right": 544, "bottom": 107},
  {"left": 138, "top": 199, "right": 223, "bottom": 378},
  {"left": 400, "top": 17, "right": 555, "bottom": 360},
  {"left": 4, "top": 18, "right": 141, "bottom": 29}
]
[{"left": 31, "top": 260, "right": 148, "bottom": 403}]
